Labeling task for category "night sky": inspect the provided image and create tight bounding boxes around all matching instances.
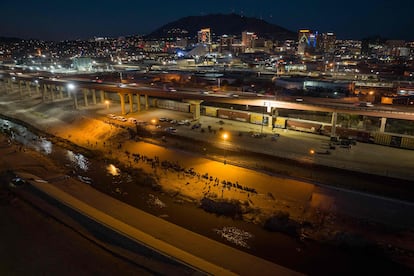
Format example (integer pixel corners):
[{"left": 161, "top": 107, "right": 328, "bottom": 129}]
[{"left": 1, "top": 0, "right": 414, "bottom": 41}]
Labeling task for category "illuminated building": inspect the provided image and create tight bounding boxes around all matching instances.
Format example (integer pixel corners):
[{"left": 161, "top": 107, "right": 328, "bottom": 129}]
[
  {"left": 198, "top": 28, "right": 211, "bottom": 44},
  {"left": 219, "top": 35, "right": 234, "bottom": 53},
  {"left": 297, "top": 29, "right": 317, "bottom": 55},
  {"left": 242, "top": 31, "right": 257, "bottom": 49},
  {"left": 318, "top": 32, "right": 336, "bottom": 54}
]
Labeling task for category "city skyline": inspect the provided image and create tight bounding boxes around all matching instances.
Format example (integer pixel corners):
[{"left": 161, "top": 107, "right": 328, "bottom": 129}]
[{"left": 1, "top": 0, "right": 414, "bottom": 41}]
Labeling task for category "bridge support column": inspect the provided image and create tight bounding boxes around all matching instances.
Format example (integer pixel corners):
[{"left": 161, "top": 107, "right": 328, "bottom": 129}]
[
  {"left": 82, "top": 89, "right": 88, "bottom": 106},
  {"left": 11, "top": 78, "right": 17, "bottom": 91},
  {"left": 18, "top": 80, "right": 23, "bottom": 97},
  {"left": 99, "top": 90, "right": 105, "bottom": 103},
  {"left": 128, "top": 93, "right": 133, "bottom": 113},
  {"left": 380, "top": 117, "right": 387, "bottom": 133},
  {"left": 25, "top": 81, "right": 31, "bottom": 96},
  {"left": 73, "top": 92, "right": 79, "bottom": 109},
  {"left": 50, "top": 84, "right": 55, "bottom": 101},
  {"left": 58, "top": 86, "right": 64, "bottom": 99},
  {"left": 5, "top": 79, "right": 9, "bottom": 91},
  {"left": 91, "top": 89, "right": 97, "bottom": 104},
  {"left": 66, "top": 86, "right": 71, "bottom": 98},
  {"left": 42, "top": 84, "right": 47, "bottom": 102},
  {"left": 145, "top": 94, "right": 149, "bottom": 110},
  {"left": 35, "top": 83, "right": 40, "bottom": 95},
  {"left": 1, "top": 79, "right": 6, "bottom": 93},
  {"left": 119, "top": 93, "right": 126, "bottom": 115},
  {"left": 2, "top": 78, "right": 7, "bottom": 92},
  {"left": 267, "top": 115, "right": 272, "bottom": 128},
  {"left": 185, "top": 100, "right": 204, "bottom": 120},
  {"left": 8, "top": 78, "right": 13, "bottom": 91},
  {"left": 136, "top": 94, "right": 141, "bottom": 112},
  {"left": 331, "top": 111, "right": 337, "bottom": 137}
]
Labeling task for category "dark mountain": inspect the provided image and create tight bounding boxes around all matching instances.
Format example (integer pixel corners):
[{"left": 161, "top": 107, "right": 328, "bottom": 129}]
[
  {"left": 0, "top": 37, "right": 24, "bottom": 43},
  {"left": 146, "top": 13, "right": 296, "bottom": 41}
]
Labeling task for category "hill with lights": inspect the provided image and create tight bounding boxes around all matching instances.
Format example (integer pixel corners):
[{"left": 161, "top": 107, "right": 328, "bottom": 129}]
[{"left": 146, "top": 13, "right": 296, "bottom": 40}]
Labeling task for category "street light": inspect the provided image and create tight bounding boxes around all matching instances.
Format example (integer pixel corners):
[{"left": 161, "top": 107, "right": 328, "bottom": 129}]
[
  {"left": 67, "top": 83, "right": 75, "bottom": 91},
  {"left": 222, "top": 132, "right": 229, "bottom": 164}
]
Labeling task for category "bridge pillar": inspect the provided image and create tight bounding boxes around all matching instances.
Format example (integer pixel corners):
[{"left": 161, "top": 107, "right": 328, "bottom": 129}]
[
  {"left": 42, "top": 84, "right": 47, "bottom": 102},
  {"left": 267, "top": 115, "right": 273, "bottom": 128},
  {"left": 50, "top": 84, "right": 55, "bottom": 101},
  {"left": 11, "top": 78, "right": 16, "bottom": 91},
  {"left": 331, "top": 111, "right": 337, "bottom": 137},
  {"left": 119, "top": 93, "right": 126, "bottom": 115},
  {"left": 35, "top": 83, "right": 40, "bottom": 95},
  {"left": 18, "top": 80, "right": 23, "bottom": 97},
  {"left": 25, "top": 81, "right": 32, "bottom": 97},
  {"left": 66, "top": 86, "right": 71, "bottom": 98},
  {"left": 128, "top": 93, "right": 133, "bottom": 113},
  {"left": 82, "top": 89, "right": 89, "bottom": 106},
  {"left": 1, "top": 79, "right": 6, "bottom": 93},
  {"left": 91, "top": 89, "right": 97, "bottom": 104},
  {"left": 58, "top": 85, "right": 64, "bottom": 99},
  {"left": 380, "top": 117, "right": 387, "bottom": 132},
  {"left": 145, "top": 94, "right": 149, "bottom": 110},
  {"left": 5, "top": 78, "right": 10, "bottom": 91},
  {"left": 185, "top": 100, "right": 204, "bottom": 120},
  {"left": 136, "top": 94, "right": 141, "bottom": 112},
  {"left": 8, "top": 78, "right": 13, "bottom": 91},
  {"left": 99, "top": 90, "right": 105, "bottom": 103},
  {"left": 73, "top": 92, "right": 79, "bottom": 109}
]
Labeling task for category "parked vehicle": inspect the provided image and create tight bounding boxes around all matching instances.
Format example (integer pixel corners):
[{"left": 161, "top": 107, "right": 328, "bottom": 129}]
[
  {"left": 128, "top": 118, "right": 137, "bottom": 124},
  {"left": 165, "top": 127, "right": 177, "bottom": 133}
]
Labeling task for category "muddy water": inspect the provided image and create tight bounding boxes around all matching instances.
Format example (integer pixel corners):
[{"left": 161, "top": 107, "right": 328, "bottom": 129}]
[{"left": 0, "top": 117, "right": 408, "bottom": 275}]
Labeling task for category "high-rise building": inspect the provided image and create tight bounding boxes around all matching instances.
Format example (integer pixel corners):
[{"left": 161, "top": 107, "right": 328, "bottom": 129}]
[
  {"left": 242, "top": 31, "right": 257, "bottom": 49},
  {"left": 318, "top": 32, "right": 336, "bottom": 54},
  {"left": 297, "top": 29, "right": 317, "bottom": 55},
  {"left": 219, "top": 35, "right": 234, "bottom": 53},
  {"left": 198, "top": 28, "right": 211, "bottom": 44}
]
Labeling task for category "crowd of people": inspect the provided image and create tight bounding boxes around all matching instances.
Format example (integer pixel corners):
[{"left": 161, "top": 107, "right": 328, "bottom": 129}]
[{"left": 124, "top": 150, "right": 258, "bottom": 198}]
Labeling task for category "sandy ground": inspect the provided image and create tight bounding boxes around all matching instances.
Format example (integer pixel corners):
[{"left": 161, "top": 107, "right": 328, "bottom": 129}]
[{"left": 1, "top": 84, "right": 414, "bottom": 271}]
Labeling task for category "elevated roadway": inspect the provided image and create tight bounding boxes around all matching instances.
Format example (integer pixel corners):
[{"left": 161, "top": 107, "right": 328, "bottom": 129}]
[{"left": 2, "top": 71, "right": 414, "bottom": 121}]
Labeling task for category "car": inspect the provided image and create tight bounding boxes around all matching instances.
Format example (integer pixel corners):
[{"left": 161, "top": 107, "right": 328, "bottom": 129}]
[
  {"left": 116, "top": 116, "right": 127, "bottom": 122},
  {"left": 165, "top": 127, "right": 177, "bottom": 133},
  {"left": 177, "top": 119, "right": 190, "bottom": 125},
  {"left": 159, "top": 117, "right": 170, "bottom": 122},
  {"left": 358, "top": 102, "right": 374, "bottom": 107},
  {"left": 118, "top": 83, "right": 127, "bottom": 88},
  {"left": 128, "top": 118, "right": 137, "bottom": 124},
  {"left": 9, "top": 177, "right": 26, "bottom": 188}
]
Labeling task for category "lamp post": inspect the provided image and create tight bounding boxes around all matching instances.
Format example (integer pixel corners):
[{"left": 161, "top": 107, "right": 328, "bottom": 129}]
[{"left": 222, "top": 132, "right": 228, "bottom": 164}]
